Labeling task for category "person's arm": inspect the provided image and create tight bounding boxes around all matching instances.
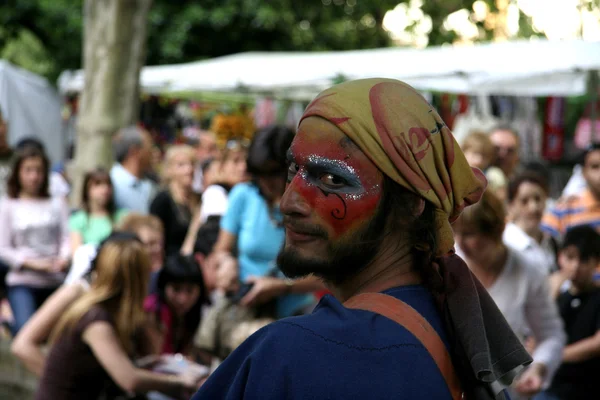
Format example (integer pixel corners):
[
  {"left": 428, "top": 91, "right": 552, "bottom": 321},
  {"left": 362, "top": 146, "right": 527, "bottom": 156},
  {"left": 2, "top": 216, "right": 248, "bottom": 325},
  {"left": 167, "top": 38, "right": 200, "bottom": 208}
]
[
  {"left": 0, "top": 198, "right": 26, "bottom": 269},
  {"left": 520, "top": 271, "right": 566, "bottom": 393},
  {"left": 70, "top": 232, "right": 84, "bottom": 253},
  {"left": 212, "top": 230, "right": 237, "bottom": 255},
  {"left": 181, "top": 186, "right": 229, "bottom": 256},
  {"left": 180, "top": 206, "right": 203, "bottom": 256},
  {"left": 11, "top": 283, "right": 85, "bottom": 375},
  {"left": 208, "top": 185, "right": 246, "bottom": 290},
  {"left": 241, "top": 275, "right": 325, "bottom": 308},
  {"left": 68, "top": 211, "right": 85, "bottom": 253},
  {"left": 138, "top": 316, "right": 164, "bottom": 357},
  {"left": 209, "top": 230, "right": 239, "bottom": 291},
  {"left": 563, "top": 330, "right": 600, "bottom": 363},
  {"left": 548, "top": 271, "right": 568, "bottom": 300},
  {"left": 82, "top": 321, "right": 201, "bottom": 397},
  {"left": 563, "top": 303, "right": 600, "bottom": 363},
  {"left": 56, "top": 198, "right": 72, "bottom": 270}
]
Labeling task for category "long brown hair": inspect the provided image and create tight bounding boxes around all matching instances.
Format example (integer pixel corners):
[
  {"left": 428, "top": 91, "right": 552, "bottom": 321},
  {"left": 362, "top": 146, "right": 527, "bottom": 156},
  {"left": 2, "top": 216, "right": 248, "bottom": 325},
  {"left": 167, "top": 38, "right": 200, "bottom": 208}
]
[
  {"left": 81, "top": 168, "right": 117, "bottom": 218},
  {"left": 50, "top": 239, "right": 150, "bottom": 354},
  {"left": 7, "top": 147, "right": 50, "bottom": 198}
]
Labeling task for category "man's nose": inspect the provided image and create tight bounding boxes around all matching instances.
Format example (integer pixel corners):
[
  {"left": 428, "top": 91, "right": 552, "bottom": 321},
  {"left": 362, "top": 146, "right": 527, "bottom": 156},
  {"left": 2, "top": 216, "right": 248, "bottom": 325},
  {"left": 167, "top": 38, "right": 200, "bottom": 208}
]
[{"left": 280, "top": 177, "right": 311, "bottom": 217}]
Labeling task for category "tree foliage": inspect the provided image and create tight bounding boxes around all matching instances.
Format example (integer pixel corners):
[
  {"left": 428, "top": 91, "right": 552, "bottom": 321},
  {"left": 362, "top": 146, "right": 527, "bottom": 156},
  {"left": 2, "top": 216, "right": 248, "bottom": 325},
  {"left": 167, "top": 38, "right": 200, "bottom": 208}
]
[
  {"left": 0, "top": 0, "right": 546, "bottom": 82},
  {"left": 0, "top": 0, "right": 83, "bottom": 79}
]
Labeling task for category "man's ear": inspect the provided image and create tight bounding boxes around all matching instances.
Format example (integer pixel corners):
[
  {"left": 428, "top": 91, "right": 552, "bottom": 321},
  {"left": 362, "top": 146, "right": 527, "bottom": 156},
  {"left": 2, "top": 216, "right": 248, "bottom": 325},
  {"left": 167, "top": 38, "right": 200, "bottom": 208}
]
[
  {"left": 195, "top": 253, "right": 206, "bottom": 268},
  {"left": 413, "top": 198, "right": 425, "bottom": 217}
]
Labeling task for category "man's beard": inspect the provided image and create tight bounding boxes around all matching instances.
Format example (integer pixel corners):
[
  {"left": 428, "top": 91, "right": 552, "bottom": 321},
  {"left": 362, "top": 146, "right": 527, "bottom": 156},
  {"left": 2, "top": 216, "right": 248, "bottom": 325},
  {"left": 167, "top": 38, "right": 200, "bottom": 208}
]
[{"left": 277, "top": 204, "right": 388, "bottom": 286}]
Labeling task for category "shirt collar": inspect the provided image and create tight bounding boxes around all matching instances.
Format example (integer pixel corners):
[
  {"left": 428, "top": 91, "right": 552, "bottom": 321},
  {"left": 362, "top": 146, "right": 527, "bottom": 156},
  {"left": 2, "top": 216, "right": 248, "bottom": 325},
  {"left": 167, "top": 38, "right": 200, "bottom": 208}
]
[
  {"left": 112, "top": 163, "right": 144, "bottom": 188},
  {"left": 503, "top": 222, "right": 536, "bottom": 251}
]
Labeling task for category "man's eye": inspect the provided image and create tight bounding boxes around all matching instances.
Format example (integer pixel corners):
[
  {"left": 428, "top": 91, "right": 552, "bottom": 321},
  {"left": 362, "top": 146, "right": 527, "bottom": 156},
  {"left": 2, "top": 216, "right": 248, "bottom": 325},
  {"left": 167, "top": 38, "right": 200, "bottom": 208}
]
[
  {"left": 320, "top": 174, "right": 346, "bottom": 188},
  {"left": 286, "top": 162, "right": 299, "bottom": 182}
]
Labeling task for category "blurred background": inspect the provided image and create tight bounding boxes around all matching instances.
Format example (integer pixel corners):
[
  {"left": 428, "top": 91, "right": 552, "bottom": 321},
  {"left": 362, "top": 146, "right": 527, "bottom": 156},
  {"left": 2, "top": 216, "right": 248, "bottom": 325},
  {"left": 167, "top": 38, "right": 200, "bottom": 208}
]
[{"left": 1, "top": 1, "right": 600, "bottom": 399}]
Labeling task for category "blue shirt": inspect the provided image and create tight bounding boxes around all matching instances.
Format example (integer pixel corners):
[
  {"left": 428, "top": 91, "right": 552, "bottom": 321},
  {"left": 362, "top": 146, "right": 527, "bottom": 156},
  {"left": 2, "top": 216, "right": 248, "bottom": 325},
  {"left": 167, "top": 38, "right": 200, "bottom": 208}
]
[
  {"left": 110, "top": 163, "right": 156, "bottom": 214},
  {"left": 192, "top": 285, "right": 453, "bottom": 400},
  {"left": 221, "top": 183, "right": 314, "bottom": 318}
]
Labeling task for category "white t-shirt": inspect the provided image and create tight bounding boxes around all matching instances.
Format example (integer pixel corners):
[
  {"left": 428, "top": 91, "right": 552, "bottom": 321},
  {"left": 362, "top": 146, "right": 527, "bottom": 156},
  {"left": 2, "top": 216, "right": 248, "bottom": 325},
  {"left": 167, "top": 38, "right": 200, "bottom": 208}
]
[
  {"left": 64, "top": 244, "right": 97, "bottom": 286},
  {"left": 50, "top": 172, "right": 70, "bottom": 198},
  {"left": 503, "top": 222, "right": 557, "bottom": 274},
  {"left": 199, "top": 185, "right": 229, "bottom": 223}
]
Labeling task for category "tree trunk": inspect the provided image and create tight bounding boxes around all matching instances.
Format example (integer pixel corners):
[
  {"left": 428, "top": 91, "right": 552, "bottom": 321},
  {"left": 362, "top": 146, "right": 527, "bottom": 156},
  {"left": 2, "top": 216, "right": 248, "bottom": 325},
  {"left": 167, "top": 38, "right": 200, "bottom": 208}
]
[{"left": 70, "top": 0, "right": 152, "bottom": 207}]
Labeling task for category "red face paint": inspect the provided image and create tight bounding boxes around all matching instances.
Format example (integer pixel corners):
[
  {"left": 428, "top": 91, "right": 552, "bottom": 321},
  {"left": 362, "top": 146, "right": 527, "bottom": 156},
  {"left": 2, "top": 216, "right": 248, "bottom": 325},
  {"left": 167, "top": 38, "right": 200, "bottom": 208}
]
[{"left": 285, "top": 119, "right": 383, "bottom": 239}]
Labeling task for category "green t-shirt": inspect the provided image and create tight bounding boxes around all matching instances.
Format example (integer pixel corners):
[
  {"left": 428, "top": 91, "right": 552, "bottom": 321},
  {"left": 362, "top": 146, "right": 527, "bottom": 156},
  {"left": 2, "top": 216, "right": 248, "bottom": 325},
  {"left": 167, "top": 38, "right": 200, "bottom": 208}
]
[{"left": 69, "top": 209, "right": 129, "bottom": 246}]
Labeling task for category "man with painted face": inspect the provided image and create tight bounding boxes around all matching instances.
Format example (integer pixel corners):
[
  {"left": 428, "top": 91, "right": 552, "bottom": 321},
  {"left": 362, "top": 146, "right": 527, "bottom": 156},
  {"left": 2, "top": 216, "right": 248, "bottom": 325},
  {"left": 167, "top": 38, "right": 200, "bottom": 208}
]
[{"left": 192, "top": 79, "right": 531, "bottom": 400}]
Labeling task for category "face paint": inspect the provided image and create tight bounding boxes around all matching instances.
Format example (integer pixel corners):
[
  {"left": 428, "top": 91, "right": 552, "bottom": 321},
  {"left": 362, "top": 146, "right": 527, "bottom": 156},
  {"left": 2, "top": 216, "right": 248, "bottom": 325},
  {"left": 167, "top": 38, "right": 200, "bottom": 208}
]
[{"left": 285, "top": 120, "right": 383, "bottom": 238}]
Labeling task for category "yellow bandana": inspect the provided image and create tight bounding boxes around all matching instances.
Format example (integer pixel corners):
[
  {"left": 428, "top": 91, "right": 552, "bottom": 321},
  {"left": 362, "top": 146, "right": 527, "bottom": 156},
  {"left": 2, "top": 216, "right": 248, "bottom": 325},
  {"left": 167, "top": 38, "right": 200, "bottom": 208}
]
[{"left": 300, "top": 78, "right": 487, "bottom": 255}]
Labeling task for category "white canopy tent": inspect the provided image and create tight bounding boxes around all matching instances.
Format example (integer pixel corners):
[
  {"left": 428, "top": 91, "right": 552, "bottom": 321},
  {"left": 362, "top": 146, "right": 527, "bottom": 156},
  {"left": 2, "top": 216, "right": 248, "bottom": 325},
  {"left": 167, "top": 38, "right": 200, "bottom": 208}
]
[
  {"left": 58, "top": 39, "right": 600, "bottom": 100},
  {"left": 0, "top": 60, "right": 64, "bottom": 163}
]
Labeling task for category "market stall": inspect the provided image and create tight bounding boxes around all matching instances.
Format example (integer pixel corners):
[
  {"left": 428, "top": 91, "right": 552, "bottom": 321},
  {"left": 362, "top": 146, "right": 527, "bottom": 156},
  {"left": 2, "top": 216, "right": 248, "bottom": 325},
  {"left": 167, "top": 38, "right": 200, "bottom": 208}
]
[
  {"left": 0, "top": 60, "right": 64, "bottom": 162},
  {"left": 58, "top": 39, "right": 600, "bottom": 98}
]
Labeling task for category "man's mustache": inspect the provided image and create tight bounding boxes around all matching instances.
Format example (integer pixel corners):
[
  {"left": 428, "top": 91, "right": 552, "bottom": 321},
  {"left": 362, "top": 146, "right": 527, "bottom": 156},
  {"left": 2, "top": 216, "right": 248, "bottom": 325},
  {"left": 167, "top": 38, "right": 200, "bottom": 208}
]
[{"left": 282, "top": 216, "right": 329, "bottom": 239}]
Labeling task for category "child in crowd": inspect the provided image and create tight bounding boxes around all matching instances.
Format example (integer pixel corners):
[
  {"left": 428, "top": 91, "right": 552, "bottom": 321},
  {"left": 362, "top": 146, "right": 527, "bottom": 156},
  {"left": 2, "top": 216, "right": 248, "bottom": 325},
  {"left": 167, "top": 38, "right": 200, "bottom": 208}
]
[
  {"left": 461, "top": 131, "right": 507, "bottom": 201},
  {"left": 537, "top": 225, "right": 600, "bottom": 400},
  {"left": 144, "top": 254, "right": 209, "bottom": 356}
]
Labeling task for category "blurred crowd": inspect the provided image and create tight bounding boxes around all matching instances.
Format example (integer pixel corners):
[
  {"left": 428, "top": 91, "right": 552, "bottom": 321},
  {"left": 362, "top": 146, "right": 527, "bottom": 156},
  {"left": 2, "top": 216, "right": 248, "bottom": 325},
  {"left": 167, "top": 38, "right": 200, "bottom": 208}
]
[{"left": 0, "top": 106, "right": 599, "bottom": 399}]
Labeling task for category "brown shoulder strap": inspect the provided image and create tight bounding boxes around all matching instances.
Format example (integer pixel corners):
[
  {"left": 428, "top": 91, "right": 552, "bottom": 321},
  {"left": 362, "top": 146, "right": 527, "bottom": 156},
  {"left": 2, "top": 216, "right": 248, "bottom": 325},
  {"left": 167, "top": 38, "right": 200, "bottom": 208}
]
[{"left": 345, "top": 292, "right": 463, "bottom": 400}]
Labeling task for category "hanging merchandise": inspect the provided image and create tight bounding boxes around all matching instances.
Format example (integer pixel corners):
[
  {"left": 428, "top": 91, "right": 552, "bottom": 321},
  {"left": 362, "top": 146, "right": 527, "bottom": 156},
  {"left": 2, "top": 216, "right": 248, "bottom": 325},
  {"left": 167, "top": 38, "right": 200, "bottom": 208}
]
[
  {"left": 512, "top": 97, "right": 543, "bottom": 161},
  {"left": 438, "top": 94, "right": 454, "bottom": 129},
  {"left": 574, "top": 100, "right": 600, "bottom": 149},
  {"left": 448, "top": 94, "right": 469, "bottom": 130},
  {"left": 542, "top": 97, "right": 566, "bottom": 161},
  {"left": 274, "top": 99, "right": 287, "bottom": 125},
  {"left": 253, "top": 97, "right": 277, "bottom": 128},
  {"left": 452, "top": 95, "right": 501, "bottom": 145},
  {"left": 284, "top": 102, "right": 305, "bottom": 129}
]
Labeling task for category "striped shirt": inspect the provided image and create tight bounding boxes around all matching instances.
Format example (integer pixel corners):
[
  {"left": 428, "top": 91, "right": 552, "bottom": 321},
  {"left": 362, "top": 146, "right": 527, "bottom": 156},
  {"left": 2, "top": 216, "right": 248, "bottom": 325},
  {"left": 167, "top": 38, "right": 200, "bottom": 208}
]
[{"left": 541, "top": 189, "right": 600, "bottom": 239}]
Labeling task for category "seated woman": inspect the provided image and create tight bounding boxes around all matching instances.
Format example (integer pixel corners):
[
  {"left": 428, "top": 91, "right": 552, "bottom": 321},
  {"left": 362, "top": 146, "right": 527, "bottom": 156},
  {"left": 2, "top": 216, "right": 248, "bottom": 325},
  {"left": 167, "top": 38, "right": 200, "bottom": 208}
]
[
  {"left": 0, "top": 147, "right": 71, "bottom": 335},
  {"left": 144, "top": 254, "right": 209, "bottom": 356},
  {"left": 69, "top": 168, "right": 128, "bottom": 251},
  {"left": 11, "top": 215, "right": 164, "bottom": 376},
  {"left": 35, "top": 235, "right": 202, "bottom": 400}
]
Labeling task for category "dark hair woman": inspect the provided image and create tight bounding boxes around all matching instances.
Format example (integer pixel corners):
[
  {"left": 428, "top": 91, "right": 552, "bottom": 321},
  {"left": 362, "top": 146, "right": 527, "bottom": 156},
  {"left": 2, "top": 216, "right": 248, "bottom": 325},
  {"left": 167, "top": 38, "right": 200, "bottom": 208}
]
[
  {"left": 205, "top": 125, "right": 321, "bottom": 323},
  {"left": 144, "top": 254, "right": 208, "bottom": 356},
  {"left": 0, "top": 147, "right": 70, "bottom": 335}
]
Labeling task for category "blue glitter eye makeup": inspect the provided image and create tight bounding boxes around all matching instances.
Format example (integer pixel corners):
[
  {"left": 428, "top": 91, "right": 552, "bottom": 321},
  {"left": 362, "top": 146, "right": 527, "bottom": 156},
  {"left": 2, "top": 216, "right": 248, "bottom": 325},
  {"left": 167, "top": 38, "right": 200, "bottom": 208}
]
[{"left": 304, "top": 156, "right": 363, "bottom": 191}]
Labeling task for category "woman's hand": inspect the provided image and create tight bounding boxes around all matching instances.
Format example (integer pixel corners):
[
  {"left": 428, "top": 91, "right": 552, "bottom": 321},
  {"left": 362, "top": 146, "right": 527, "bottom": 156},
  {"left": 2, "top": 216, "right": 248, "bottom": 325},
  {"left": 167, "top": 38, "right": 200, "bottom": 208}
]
[
  {"left": 240, "top": 276, "right": 287, "bottom": 308},
  {"left": 178, "top": 370, "right": 208, "bottom": 398},
  {"left": 25, "top": 258, "right": 56, "bottom": 272},
  {"left": 514, "top": 363, "right": 546, "bottom": 396},
  {"left": 52, "top": 258, "right": 71, "bottom": 272}
]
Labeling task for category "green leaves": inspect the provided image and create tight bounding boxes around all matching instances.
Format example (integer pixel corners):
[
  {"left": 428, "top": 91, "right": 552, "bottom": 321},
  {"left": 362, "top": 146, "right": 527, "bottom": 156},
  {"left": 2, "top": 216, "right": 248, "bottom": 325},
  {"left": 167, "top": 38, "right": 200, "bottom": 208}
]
[{"left": 0, "top": 0, "right": 562, "bottom": 84}]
